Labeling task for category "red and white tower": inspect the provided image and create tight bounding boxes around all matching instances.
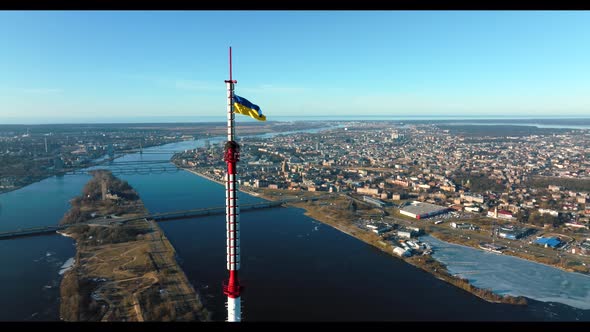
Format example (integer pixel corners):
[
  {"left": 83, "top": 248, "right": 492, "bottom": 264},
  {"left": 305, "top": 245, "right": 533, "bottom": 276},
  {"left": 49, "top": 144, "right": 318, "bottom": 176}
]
[{"left": 222, "top": 47, "right": 242, "bottom": 322}]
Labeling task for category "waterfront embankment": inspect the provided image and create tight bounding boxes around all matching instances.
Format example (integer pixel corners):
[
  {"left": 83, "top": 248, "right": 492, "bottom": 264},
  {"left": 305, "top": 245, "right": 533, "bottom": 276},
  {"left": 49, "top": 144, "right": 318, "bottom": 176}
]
[
  {"left": 284, "top": 195, "right": 528, "bottom": 305},
  {"left": 180, "top": 167, "right": 527, "bottom": 306},
  {"left": 184, "top": 168, "right": 261, "bottom": 197}
]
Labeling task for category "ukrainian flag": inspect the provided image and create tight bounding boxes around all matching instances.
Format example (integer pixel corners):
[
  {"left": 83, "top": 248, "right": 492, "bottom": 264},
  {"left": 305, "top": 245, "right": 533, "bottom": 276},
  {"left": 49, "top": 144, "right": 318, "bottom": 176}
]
[{"left": 233, "top": 94, "right": 266, "bottom": 121}]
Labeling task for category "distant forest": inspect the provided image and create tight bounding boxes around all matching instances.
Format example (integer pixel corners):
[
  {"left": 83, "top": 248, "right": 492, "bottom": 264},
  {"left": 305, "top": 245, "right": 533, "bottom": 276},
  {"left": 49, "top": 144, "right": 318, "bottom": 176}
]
[
  {"left": 0, "top": 121, "right": 325, "bottom": 135},
  {"left": 528, "top": 176, "right": 590, "bottom": 193},
  {"left": 452, "top": 173, "right": 505, "bottom": 193},
  {"left": 404, "top": 118, "right": 590, "bottom": 126},
  {"left": 451, "top": 173, "right": 590, "bottom": 193},
  {"left": 437, "top": 125, "right": 573, "bottom": 137}
]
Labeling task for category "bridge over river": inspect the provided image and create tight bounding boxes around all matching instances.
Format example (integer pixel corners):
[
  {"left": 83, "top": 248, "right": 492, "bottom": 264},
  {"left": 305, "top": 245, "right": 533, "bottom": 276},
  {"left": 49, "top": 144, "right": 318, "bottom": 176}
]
[{"left": 0, "top": 195, "right": 325, "bottom": 241}]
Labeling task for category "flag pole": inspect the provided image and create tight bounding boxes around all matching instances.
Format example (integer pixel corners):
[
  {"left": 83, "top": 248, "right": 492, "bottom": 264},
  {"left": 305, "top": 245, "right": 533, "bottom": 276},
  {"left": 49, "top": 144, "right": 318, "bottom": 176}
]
[{"left": 223, "top": 46, "right": 242, "bottom": 322}]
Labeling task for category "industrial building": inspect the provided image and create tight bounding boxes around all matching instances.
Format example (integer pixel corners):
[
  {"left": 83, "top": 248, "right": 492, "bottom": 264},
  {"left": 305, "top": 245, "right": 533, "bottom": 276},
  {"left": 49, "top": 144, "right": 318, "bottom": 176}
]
[
  {"left": 363, "top": 196, "right": 386, "bottom": 208},
  {"left": 535, "top": 237, "right": 562, "bottom": 248},
  {"left": 450, "top": 222, "right": 479, "bottom": 230},
  {"left": 393, "top": 246, "right": 412, "bottom": 257},
  {"left": 366, "top": 222, "right": 392, "bottom": 235},
  {"left": 487, "top": 207, "right": 515, "bottom": 220},
  {"left": 498, "top": 226, "right": 535, "bottom": 240},
  {"left": 498, "top": 229, "right": 519, "bottom": 240},
  {"left": 397, "top": 226, "right": 422, "bottom": 239},
  {"left": 399, "top": 201, "right": 450, "bottom": 219},
  {"left": 397, "top": 230, "right": 413, "bottom": 239},
  {"left": 464, "top": 206, "right": 482, "bottom": 213}
]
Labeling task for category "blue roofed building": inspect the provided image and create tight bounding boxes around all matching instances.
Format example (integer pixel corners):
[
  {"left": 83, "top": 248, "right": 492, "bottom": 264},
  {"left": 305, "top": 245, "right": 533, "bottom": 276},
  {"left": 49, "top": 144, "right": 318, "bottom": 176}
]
[{"left": 535, "top": 237, "right": 562, "bottom": 248}]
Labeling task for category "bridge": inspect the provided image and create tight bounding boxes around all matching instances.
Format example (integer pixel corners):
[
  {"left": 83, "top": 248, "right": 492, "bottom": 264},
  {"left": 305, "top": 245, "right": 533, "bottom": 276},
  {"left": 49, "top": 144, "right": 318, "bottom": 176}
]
[
  {"left": 64, "top": 165, "right": 181, "bottom": 176},
  {"left": 62, "top": 160, "right": 181, "bottom": 176},
  {"left": 86, "top": 200, "right": 288, "bottom": 226},
  {"left": 0, "top": 195, "right": 325, "bottom": 241},
  {"left": 0, "top": 225, "right": 69, "bottom": 240}
]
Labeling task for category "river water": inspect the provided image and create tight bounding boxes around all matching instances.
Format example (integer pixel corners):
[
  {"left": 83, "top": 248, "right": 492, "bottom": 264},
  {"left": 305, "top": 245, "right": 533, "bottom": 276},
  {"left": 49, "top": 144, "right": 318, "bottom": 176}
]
[
  {"left": 0, "top": 128, "right": 589, "bottom": 321},
  {"left": 423, "top": 235, "right": 590, "bottom": 311}
]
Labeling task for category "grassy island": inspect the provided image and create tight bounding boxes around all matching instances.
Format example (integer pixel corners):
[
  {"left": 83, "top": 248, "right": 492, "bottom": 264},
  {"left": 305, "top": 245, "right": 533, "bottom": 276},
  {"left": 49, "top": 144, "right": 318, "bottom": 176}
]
[{"left": 58, "top": 170, "right": 210, "bottom": 321}]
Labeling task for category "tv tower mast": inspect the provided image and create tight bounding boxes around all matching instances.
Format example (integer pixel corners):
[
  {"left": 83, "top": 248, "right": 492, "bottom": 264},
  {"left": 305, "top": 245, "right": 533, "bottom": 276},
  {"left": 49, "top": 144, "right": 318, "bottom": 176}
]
[{"left": 223, "top": 46, "right": 242, "bottom": 322}]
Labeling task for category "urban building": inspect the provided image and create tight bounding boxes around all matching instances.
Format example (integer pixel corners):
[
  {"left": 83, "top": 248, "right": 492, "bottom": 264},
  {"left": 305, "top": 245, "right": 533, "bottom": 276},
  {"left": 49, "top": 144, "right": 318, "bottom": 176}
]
[
  {"left": 363, "top": 196, "right": 386, "bottom": 208},
  {"left": 400, "top": 201, "right": 449, "bottom": 219}
]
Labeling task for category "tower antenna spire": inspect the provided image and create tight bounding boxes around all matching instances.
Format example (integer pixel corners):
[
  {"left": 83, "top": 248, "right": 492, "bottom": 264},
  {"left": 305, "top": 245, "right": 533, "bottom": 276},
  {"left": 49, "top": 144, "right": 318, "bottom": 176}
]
[{"left": 223, "top": 46, "right": 242, "bottom": 322}]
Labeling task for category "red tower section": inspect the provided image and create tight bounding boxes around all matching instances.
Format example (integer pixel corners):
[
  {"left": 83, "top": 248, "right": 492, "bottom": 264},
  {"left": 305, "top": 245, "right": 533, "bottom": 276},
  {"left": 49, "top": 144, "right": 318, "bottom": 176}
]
[{"left": 223, "top": 140, "right": 242, "bottom": 299}]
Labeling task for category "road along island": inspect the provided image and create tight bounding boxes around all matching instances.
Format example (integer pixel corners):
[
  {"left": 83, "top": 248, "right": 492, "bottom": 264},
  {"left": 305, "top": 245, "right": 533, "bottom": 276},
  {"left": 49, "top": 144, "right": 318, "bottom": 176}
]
[{"left": 58, "top": 170, "right": 210, "bottom": 321}]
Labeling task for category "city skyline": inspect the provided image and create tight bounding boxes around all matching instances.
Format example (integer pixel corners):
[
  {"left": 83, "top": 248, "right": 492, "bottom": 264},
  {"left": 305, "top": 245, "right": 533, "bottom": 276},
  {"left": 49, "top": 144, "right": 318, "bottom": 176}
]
[{"left": 1, "top": 11, "right": 590, "bottom": 123}]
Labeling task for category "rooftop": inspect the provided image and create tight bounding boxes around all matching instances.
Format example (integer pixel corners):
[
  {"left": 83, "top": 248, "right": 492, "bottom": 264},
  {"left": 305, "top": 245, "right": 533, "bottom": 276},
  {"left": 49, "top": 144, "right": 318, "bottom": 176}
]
[
  {"left": 400, "top": 201, "right": 449, "bottom": 216},
  {"left": 535, "top": 237, "right": 562, "bottom": 248}
]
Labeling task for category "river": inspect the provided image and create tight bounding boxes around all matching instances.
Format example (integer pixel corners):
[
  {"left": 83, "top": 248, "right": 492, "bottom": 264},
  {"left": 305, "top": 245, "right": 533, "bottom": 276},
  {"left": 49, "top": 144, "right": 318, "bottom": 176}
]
[
  {"left": 423, "top": 235, "right": 590, "bottom": 311},
  {"left": 0, "top": 127, "right": 589, "bottom": 321}
]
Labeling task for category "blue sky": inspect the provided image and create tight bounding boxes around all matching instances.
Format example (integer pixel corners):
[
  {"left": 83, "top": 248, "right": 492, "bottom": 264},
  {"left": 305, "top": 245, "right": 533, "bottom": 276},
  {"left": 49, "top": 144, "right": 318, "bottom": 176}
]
[{"left": 1, "top": 11, "right": 589, "bottom": 123}]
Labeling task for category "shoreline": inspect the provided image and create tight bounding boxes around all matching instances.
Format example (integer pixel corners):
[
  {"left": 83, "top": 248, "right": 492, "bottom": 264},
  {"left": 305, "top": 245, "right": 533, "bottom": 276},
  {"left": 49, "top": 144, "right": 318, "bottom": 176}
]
[
  {"left": 181, "top": 167, "right": 527, "bottom": 306},
  {"left": 56, "top": 230, "right": 75, "bottom": 239},
  {"left": 182, "top": 168, "right": 261, "bottom": 197},
  {"left": 0, "top": 139, "right": 190, "bottom": 197},
  {"left": 0, "top": 124, "right": 335, "bottom": 197},
  {"left": 183, "top": 169, "right": 224, "bottom": 186},
  {"left": 0, "top": 186, "right": 25, "bottom": 195},
  {"left": 58, "top": 257, "right": 76, "bottom": 276},
  {"left": 426, "top": 232, "right": 590, "bottom": 277},
  {"left": 423, "top": 233, "right": 590, "bottom": 310},
  {"left": 285, "top": 200, "right": 526, "bottom": 305}
]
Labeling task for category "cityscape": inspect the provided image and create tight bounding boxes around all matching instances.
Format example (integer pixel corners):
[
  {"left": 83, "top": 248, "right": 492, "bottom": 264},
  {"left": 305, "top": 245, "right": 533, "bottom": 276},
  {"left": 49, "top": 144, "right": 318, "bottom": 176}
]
[
  {"left": 173, "top": 121, "right": 590, "bottom": 275},
  {"left": 1, "top": 10, "right": 590, "bottom": 322}
]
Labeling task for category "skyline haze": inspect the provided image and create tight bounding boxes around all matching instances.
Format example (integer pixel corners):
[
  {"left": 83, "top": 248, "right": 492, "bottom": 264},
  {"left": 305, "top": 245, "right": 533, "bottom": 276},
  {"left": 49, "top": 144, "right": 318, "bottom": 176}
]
[{"left": 1, "top": 11, "right": 590, "bottom": 123}]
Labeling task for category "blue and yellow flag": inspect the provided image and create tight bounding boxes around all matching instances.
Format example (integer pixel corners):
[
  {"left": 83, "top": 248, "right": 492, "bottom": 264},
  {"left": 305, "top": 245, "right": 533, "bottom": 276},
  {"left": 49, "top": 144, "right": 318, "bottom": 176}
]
[{"left": 233, "top": 94, "right": 266, "bottom": 121}]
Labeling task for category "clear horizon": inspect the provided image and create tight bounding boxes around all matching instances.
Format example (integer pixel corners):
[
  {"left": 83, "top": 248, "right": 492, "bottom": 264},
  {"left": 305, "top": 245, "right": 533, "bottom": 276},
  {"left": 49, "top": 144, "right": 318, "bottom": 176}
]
[
  {"left": 2, "top": 115, "right": 590, "bottom": 125},
  {"left": 1, "top": 11, "right": 590, "bottom": 121}
]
